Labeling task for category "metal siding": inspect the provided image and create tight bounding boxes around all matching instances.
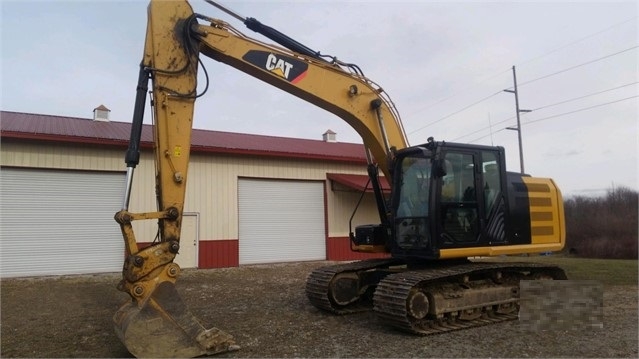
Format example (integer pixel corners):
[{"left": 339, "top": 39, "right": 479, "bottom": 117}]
[
  {"left": 0, "top": 142, "right": 160, "bottom": 261},
  {"left": 0, "top": 168, "right": 124, "bottom": 277},
  {"left": 186, "top": 153, "right": 374, "bottom": 242},
  {"left": 0, "top": 143, "right": 163, "bottom": 245},
  {"left": 327, "top": 191, "right": 382, "bottom": 238},
  {"left": 0, "top": 141, "right": 124, "bottom": 171},
  {"left": 238, "top": 178, "right": 325, "bottom": 264},
  {"left": 2, "top": 142, "right": 383, "bottom": 267},
  {"left": 198, "top": 240, "right": 239, "bottom": 268}
]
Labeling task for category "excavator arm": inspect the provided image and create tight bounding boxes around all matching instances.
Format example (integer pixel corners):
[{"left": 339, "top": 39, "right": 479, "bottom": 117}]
[
  {"left": 113, "top": 2, "right": 238, "bottom": 357},
  {"left": 113, "top": 0, "right": 408, "bottom": 357}
]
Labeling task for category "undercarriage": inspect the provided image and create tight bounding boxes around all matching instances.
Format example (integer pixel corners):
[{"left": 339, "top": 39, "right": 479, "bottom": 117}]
[{"left": 305, "top": 258, "right": 567, "bottom": 334}]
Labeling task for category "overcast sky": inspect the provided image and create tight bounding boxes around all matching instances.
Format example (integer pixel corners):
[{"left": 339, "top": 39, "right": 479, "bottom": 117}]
[{"left": 1, "top": 0, "right": 637, "bottom": 197}]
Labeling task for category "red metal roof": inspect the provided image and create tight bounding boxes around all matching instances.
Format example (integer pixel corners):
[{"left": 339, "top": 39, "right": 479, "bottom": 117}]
[
  {"left": 0, "top": 111, "right": 368, "bottom": 163},
  {"left": 327, "top": 173, "right": 390, "bottom": 193}
]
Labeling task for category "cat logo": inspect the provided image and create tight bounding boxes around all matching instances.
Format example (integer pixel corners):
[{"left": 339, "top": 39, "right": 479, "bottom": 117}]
[
  {"left": 242, "top": 50, "right": 308, "bottom": 84},
  {"left": 265, "top": 53, "right": 293, "bottom": 79}
]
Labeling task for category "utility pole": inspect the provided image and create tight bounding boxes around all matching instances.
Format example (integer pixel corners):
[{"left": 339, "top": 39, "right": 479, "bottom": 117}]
[{"left": 503, "top": 65, "right": 531, "bottom": 174}]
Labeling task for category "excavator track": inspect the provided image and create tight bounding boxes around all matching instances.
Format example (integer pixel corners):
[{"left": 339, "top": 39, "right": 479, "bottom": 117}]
[
  {"left": 373, "top": 261, "right": 567, "bottom": 335},
  {"left": 305, "top": 258, "right": 402, "bottom": 314}
]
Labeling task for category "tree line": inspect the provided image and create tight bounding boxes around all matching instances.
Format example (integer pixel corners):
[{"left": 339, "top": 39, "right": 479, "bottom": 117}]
[{"left": 564, "top": 186, "right": 638, "bottom": 259}]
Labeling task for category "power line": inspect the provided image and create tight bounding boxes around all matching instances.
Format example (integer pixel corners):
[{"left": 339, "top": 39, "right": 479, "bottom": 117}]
[
  {"left": 408, "top": 20, "right": 638, "bottom": 138},
  {"left": 410, "top": 46, "right": 637, "bottom": 137},
  {"left": 530, "top": 82, "right": 638, "bottom": 111},
  {"left": 454, "top": 81, "right": 637, "bottom": 141},
  {"left": 406, "top": 68, "right": 511, "bottom": 118},
  {"left": 467, "top": 127, "right": 509, "bottom": 144},
  {"left": 452, "top": 115, "right": 514, "bottom": 142},
  {"left": 409, "top": 17, "right": 638, "bottom": 120},
  {"left": 515, "top": 45, "right": 639, "bottom": 88},
  {"left": 522, "top": 95, "right": 638, "bottom": 126},
  {"left": 516, "top": 16, "right": 638, "bottom": 68},
  {"left": 461, "top": 94, "right": 637, "bottom": 144},
  {"left": 408, "top": 90, "right": 503, "bottom": 135}
]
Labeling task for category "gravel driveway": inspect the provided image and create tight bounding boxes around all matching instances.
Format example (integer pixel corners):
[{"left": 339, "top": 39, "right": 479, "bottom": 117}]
[{"left": 1, "top": 260, "right": 637, "bottom": 358}]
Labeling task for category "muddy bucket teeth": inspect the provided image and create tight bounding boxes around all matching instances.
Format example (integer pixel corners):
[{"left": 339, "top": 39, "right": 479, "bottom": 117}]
[{"left": 114, "top": 281, "right": 239, "bottom": 358}]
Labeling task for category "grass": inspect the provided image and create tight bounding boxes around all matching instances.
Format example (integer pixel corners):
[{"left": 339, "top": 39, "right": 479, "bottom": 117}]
[{"left": 478, "top": 255, "right": 638, "bottom": 286}]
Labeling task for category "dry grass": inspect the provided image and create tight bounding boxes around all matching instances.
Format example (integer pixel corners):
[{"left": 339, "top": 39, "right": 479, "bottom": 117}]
[{"left": 483, "top": 255, "right": 638, "bottom": 286}]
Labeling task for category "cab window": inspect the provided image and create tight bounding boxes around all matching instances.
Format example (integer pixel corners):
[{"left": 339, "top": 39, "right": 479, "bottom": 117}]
[
  {"left": 397, "top": 156, "right": 431, "bottom": 218},
  {"left": 441, "top": 153, "right": 475, "bottom": 203},
  {"left": 439, "top": 152, "right": 478, "bottom": 243},
  {"left": 482, "top": 151, "right": 501, "bottom": 214}
]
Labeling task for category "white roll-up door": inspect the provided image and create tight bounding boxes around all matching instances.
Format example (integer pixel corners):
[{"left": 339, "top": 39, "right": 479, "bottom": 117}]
[
  {"left": 0, "top": 168, "right": 125, "bottom": 277},
  {"left": 238, "top": 178, "right": 325, "bottom": 265}
]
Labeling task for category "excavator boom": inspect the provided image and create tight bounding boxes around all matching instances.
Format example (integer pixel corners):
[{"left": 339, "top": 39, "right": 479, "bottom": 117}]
[{"left": 193, "top": 15, "right": 409, "bottom": 176}]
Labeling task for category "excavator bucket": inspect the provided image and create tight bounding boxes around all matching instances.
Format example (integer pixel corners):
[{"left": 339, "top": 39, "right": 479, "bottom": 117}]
[{"left": 114, "top": 281, "right": 239, "bottom": 358}]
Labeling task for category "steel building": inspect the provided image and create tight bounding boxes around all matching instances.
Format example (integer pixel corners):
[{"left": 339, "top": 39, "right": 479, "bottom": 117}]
[{"left": 0, "top": 109, "right": 388, "bottom": 277}]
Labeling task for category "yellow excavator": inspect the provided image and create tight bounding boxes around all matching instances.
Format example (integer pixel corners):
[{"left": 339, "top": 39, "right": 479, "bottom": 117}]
[{"left": 113, "top": 0, "right": 567, "bottom": 357}]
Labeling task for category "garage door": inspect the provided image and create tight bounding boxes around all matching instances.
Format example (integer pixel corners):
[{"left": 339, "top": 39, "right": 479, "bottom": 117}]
[
  {"left": 0, "top": 168, "right": 124, "bottom": 277},
  {"left": 238, "top": 178, "right": 325, "bottom": 265}
]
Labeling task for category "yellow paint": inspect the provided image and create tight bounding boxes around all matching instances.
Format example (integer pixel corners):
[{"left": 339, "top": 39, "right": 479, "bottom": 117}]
[
  {"left": 522, "top": 177, "right": 565, "bottom": 248},
  {"left": 439, "top": 243, "right": 565, "bottom": 259},
  {"left": 352, "top": 244, "right": 388, "bottom": 253}
]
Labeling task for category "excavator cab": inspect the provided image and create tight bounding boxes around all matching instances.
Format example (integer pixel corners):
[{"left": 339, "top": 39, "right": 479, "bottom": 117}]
[
  {"left": 380, "top": 138, "right": 562, "bottom": 263},
  {"left": 388, "top": 140, "right": 513, "bottom": 259},
  {"left": 353, "top": 139, "right": 517, "bottom": 261}
]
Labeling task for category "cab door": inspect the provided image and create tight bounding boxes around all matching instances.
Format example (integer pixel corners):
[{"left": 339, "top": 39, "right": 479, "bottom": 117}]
[{"left": 436, "top": 150, "right": 482, "bottom": 248}]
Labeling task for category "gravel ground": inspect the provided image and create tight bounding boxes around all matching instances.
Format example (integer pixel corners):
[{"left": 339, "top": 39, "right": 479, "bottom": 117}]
[{"left": 1, "top": 260, "right": 637, "bottom": 358}]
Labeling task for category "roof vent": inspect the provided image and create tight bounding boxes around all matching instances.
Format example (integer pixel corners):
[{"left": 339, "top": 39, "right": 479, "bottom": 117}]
[
  {"left": 93, "top": 104, "right": 110, "bottom": 122},
  {"left": 322, "top": 129, "right": 336, "bottom": 143}
]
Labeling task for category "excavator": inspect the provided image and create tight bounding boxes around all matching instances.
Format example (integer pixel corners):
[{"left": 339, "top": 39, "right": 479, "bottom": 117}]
[{"left": 113, "top": 0, "right": 567, "bottom": 357}]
